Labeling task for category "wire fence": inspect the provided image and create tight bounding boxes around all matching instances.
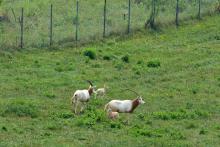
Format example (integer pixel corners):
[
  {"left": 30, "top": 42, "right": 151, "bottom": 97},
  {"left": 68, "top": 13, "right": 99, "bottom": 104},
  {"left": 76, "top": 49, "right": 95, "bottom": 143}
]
[{"left": 0, "top": 0, "right": 219, "bottom": 50}]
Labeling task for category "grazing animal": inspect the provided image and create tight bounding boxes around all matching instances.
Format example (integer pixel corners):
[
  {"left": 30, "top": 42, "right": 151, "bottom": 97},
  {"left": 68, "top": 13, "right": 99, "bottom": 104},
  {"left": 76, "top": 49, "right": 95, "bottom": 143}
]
[
  {"left": 107, "top": 108, "right": 119, "bottom": 120},
  {"left": 104, "top": 89, "right": 145, "bottom": 113},
  {"left": 94, "top": 84, "right": 108, "bottom": 98},
  {"left": 71, "top": 80, "right": 95, "bottom": 114}
]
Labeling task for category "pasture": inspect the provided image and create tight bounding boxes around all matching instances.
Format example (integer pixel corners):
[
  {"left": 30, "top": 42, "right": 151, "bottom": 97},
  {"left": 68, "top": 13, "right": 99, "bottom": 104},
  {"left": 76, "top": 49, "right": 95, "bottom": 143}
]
[{"left": 0, "top": 14, "right": 220, "bottom": 146}]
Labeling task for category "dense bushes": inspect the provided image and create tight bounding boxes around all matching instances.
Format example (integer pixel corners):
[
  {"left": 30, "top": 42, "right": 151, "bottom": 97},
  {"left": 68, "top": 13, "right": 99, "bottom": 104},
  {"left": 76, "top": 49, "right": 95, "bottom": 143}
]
[
  {"left": 83, "top": 48, "right": 96, "bottom": 60},
  {"left": 147, "top": 60, "right": 161, "bottom": 68},
  {"left": 121, "top": 55, "right": 129, "bottom": 63}
]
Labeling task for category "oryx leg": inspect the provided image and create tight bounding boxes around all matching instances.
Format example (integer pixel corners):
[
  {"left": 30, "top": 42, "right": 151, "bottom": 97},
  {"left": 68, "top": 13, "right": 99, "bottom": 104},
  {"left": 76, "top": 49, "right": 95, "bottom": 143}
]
[
  {"left": 80, "top": 102, "right": 85, "bottom": 113},
  {"left": 74, "top": 100, "right": 79, "bottom": 114}
]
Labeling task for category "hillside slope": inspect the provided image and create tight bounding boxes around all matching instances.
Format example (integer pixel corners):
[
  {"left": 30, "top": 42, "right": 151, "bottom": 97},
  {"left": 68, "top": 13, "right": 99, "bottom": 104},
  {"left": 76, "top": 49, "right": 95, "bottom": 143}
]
[{"left": 0, "top": 15, "right": 220, "bottom": 146}]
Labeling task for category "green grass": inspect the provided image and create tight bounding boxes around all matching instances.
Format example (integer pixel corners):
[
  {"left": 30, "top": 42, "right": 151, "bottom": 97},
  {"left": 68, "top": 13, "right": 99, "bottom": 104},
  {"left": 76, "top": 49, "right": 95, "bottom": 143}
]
[
  {"left": 0, "top": 15, "right": 220, "bottom": 146},
  {"left": 0, "top": 0, "right": 219, "bottom": 49}
]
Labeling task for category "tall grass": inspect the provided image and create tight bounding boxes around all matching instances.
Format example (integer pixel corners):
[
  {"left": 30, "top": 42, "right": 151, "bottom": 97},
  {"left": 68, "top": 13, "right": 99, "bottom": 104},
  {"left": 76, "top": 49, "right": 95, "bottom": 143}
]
[{"left": 0, "top": 0, "right": 219, "bottom": 49}]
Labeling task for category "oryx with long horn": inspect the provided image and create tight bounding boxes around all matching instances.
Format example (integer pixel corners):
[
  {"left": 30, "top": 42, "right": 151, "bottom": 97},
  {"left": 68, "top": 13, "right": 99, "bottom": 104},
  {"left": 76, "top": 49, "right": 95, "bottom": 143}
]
[
  {"left": 71, "top": 80, "right": 96, "bottom": 114},
  {"left": 104, "top": 89, "right": 145, "bottom": 113}
]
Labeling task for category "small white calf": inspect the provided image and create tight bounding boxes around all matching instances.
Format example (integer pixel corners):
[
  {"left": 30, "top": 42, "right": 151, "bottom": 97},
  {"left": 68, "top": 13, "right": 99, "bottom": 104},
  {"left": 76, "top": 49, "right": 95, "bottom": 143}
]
[
  {"left": 107, "top": 109, "right": 119, "bottom": 120},
  {"left": 94, "top": 84, "right": 108, "bottom": 98}
]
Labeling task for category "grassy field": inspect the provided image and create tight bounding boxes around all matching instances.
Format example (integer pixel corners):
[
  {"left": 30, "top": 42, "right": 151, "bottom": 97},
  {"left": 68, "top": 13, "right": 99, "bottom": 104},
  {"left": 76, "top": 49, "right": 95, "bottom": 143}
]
[
  {"left": 0, "top": 0, "right": 219, "bottom": 49},
  {"left": 0, "top": 14, "right": 220, "bottom": 146}
]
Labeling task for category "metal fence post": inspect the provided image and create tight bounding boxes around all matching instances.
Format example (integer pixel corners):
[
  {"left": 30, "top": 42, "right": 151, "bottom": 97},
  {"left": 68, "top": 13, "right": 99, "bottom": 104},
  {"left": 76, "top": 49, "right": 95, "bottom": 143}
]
[
  {"left": 50, "top": 4, "right": 53, "bottom": 46},
  {"left": 76, "top": 0, "right": 79, "bottom": 43},
  {"left": 19, "top": 8, "right": 24, "bottom": 49},
  {"left": 127, "top": 0, "right": 131, "bottom": 34},
  {"left": 103, "top": 0, "right": 107, "bottom": 37},
  {"left": 198, "top": 0, "right": 201, "bottom": 19},
  {"left": 176, "top": 0, "right": 179, "bottom": 27}
]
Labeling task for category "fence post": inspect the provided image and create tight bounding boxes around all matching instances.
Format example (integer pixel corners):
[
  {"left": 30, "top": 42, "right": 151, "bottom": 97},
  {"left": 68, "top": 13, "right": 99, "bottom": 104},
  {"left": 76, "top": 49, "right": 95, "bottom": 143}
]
[
  {"left": 127, "top": 0, "right": 131, "bottom": 34},
  {"left": 75, "top": 0, "right": 79, "bottom": 44},
  {"left": 50, "top": 4, "right": 53, "bottom": 46},
  {"left": 176, "top": 0, "right": 179, "bottom": 27},
  {"left": 103, "top": 0, "right": 107, "bottom": 37},
  {"left": 198, "top": 0, "right": 201, "bottom": 19},
  {"left": 19, "top": 8, "right": 24, "bottom": 49}
]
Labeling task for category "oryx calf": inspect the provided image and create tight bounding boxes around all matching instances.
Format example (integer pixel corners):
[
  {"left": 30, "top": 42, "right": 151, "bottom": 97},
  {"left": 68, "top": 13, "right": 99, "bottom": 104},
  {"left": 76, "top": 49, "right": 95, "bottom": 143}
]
[{"left": 94, "top": 84, "right": 108, "bottom": 98}]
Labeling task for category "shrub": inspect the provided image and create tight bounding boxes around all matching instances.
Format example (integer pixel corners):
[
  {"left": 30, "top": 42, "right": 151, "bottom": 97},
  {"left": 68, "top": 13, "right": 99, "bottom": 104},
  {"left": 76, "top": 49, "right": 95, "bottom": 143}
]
[
  {"left": 194, "top": 110, "right": 209, "bottom": 118},
  {"left": 132, "top": 128, "right": 163, "bottom": 138},
  {"left": 0, "top": 51, "right": 13, "bottom": 59},
  {"left": 44, "top": 93, "right": 56, "bottom": 99},
  {"left": 54, "top": 65, "right": 74, "bottom": 72},
  {"left": 92, "top": 63, "right": 101, "bottom": 68},
  {"left": 152, "top": 110, "right": 209, "bottom": 120},
  {"left": 54, "top": 66, "right": 63, "bottom": 72},
  {"left": 147, "top": 60, "right": 161, "bottom": 68},
  {"left": 215, "top": 125, "right": 220, "bottom": 130},
  {"left": 137, "top": 60, "right": 144, "bottom": 65},
  {"left": 114, "top": 63, "right": 124, "bottom": 70},
  {"left": 186, "top": 123, "right": 197, "bottom": 129},
  {"left": 135, "top": 70, "right": 141, "bottom": 75},
  {"left": 137, "top": 113, "right": 145, "bottom": 120},
  {"left": 121, "top": 55, "right": 129, "bottom": 63},
  {"left": 83, "top": 48, "right": 96, "bottom": 60},
  {"left": 34, "top": 60, "right": 39, "bottom": 64},
  {"left": 2, "top": 126, "right": 7, "bottom": 131},
  {"left": 110, "top": 122, "right": 121, "bottom": 129},
  {"left": 170, "top": 130, "right": 186, "bottom": 140},
  {"left": 103, "top": 55, "right": 111, "bottom": 61},
  {"left": 214, "top": 35, "right": 220, "bottom": 40},
  {"left": 58, "top": 112, "right": 74, "bottom": 119},
  {"left": 199, "top": 128, "right": 207, "bottom": 135},
  {"left": 46, "top": 122, "right": 62, "bottom": 130}
]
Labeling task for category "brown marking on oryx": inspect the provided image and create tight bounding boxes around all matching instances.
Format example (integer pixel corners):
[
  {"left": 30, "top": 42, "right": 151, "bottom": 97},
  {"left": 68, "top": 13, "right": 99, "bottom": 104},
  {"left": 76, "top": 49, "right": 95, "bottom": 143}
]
[
  {"left": 88, "top": 86, "right": 94, "bottom": 96},
  {"left": 128, "top": 98, "right": 140, "bottom": 113}
]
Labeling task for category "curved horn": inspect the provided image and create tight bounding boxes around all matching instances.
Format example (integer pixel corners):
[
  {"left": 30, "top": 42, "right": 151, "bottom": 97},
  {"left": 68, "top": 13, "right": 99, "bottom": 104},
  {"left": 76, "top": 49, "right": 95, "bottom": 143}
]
[
  {"left": 86, "top": 80, "right": 93, "bottom": 86},
  {"left": 123, "top": 88, "right": 140, "bottom": 96}
]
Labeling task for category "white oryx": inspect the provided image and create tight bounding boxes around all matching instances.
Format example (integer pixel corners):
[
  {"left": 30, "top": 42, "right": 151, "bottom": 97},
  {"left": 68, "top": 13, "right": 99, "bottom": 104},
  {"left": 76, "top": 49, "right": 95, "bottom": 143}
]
[
  {"left": 104, "top": 89, "right": 145, "bottom": 113},
  {"left": 71, "top": 80, "right": 96, "bottom": 114}
]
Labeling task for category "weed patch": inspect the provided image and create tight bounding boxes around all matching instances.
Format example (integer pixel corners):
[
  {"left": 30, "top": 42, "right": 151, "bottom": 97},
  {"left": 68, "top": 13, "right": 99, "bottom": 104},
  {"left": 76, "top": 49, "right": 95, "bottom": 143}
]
[
  {"left": 51, "top": 111, "right": 74, "bottom": 119},
  {"left": 103, "top": 55, "right": 111, "bottom": 61},
  {"left": 83, "top": 48, "right": 96, "bottom": 60},
  {"left": 130, "top": 126, "right": 163, "bottom": 138},
  {"left": 147, "top": 60, "right": 161, "bottom": 68},
  {"left": 121, "top": 55, "right": 129, "bottom": 63},
  {"left": 75, "top": 109, "right": 108, "bottom": 128},
  {"left": 199, "top": 128, "right": 208, "bottom": 135},
  {"left": 152, "top": 109, "right": 209, "bottom": 120},
  {"left": 1, "top": 101, "right": 39, "bottom": 118},
  {"left": 186, "top": 123, "right": 198, "bottom": 129},
  {"left": 2, "top": 126, "right": 7, "bottom": 132},
  {"left": 44, "top": 92, "right": 56, "bottom": 99},
  {"left": 110, "top": 122, "right": 121, "bottom": 129},
  {"left": 169, "top": 130, "right": 186, "bottom": 140}
]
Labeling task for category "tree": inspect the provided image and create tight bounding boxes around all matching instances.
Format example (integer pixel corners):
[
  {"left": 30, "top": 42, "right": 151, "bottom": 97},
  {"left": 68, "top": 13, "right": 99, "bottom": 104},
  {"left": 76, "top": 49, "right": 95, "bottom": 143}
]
[
  {"left": 145, "top": 0, "right": 159, "bottom": 29},
  {"left": 217, "top": 0, "right": 220, "bottom": 12}
]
